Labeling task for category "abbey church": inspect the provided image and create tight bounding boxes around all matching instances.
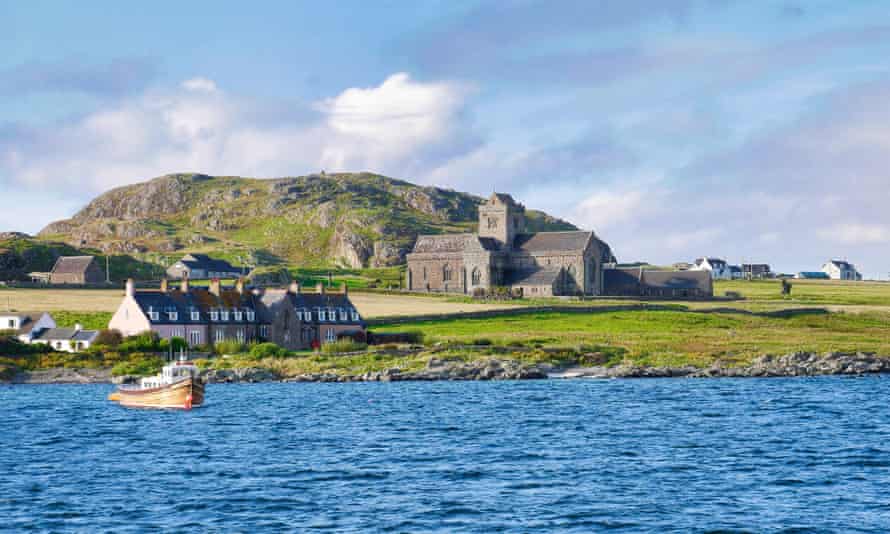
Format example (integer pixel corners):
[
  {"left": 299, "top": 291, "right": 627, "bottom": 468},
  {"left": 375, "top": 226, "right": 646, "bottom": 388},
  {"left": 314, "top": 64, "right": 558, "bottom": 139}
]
[{"left": 406, "top": 193, "right": 615, "bottom": 297}]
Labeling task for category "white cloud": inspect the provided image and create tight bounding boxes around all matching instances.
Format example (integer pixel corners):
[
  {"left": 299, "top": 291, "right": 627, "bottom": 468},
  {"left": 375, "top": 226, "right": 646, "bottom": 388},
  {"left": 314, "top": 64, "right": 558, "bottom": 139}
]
[
  {"left": 818, "top": 223, "right": 890, "bottom": 244},
  {"left": 181, "top": 77, "right": 218, "bottom": 93},
  {"left": 0, "top": 73, "right": 477, "bottom": 198},
  {"left": 572, "top": 190, "right": 646, "bottom": 230}
]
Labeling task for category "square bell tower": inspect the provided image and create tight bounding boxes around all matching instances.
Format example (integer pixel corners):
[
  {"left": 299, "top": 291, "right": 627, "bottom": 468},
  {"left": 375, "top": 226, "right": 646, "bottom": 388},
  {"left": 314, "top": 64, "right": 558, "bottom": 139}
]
[{"left": 478, "top": 193, "right": 525, "bottom": 250}]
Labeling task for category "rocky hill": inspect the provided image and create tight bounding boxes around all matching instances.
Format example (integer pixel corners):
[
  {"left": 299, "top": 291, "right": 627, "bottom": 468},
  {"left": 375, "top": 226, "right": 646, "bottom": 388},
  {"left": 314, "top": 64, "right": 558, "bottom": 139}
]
[{"left": 38, "top": 172, "right": 576, "bottom": 269}]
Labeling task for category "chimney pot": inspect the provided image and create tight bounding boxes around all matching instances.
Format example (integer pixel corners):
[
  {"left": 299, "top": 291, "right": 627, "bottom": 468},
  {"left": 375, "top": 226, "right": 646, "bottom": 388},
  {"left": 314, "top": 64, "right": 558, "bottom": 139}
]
[
  {"left": 160, "top": 278, "right": 168, "bottom": 292},
  {"left": 316, "top": 282, "right": 325, "bottom": 294},
  {"left": 235, "top": 277, "right": 245, "bottom": 295},
  {"left": 288, "top": 281, "right": 301, "bottom": 294},
  {"left": 181, "top": 274, "right": 190, "bottom": 293},
  {"left": 209, "top": 278, "right": 221, "bottom": 297},
  {"left": 74, "top": 323, "right": 82, "bottom": 332}
]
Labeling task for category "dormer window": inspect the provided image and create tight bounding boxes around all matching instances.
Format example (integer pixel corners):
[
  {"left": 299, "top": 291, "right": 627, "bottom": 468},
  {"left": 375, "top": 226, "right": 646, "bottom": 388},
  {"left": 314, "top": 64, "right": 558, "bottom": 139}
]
[
  {"left": 220, "top": 310, "right": 229, "bottom": 321},
  {"left": 191, "top": 309, "right": 200, "bottom": 321},
  {"left": 246, "top": 310, "right": 255, "bottom": 322},
  {"left": 148, "top": 307, "right": 159, "bottom": 321},
  {"left": 339, "top": 309, "right": 347, "bottom": 321},
  {"left": 234, "top": 310, "right": 243, "bottom": 321},
  {"left": 351, "top": 310, "right": 360, "bottom": 322},
  {"left": 328, "top": 308, "right": 337, "bottom": 321},
  {"left": 168, "top": 311, "right": 178, "bottom": 321},
  {"left": 304, "top": 310, "right": 312, "bottom": 322},
  {"left": 296, "top": 309, "right": 303, "bottom": 321},
  {"left": 210, "top": 310, "right": 219, "bottom": 321},
  {"left": 318, "top": 309, "right": 326, "bottom": 322}
]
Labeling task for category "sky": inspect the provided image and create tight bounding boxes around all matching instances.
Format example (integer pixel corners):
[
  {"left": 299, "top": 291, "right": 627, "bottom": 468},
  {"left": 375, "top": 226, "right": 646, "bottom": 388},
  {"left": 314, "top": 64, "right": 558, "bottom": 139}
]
[{"left": 2, "top": 0, "right": 889, "bottom": 278}]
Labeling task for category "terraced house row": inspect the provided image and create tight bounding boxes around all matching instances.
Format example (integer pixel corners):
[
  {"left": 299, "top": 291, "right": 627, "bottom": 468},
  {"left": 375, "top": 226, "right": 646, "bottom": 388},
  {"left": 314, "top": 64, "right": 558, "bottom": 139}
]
[{"left": 108, "top": 278, "right": 365, "bottom": 350}]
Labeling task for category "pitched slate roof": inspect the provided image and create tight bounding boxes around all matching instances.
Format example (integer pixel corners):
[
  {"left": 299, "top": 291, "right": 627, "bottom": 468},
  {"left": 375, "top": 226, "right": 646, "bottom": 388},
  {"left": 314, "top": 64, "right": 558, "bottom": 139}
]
[
  {"left": 411, "top": 234, "right": 500, "bottom": 254},
  {"left": 504, "top": 266, "right": 563, "bottom": 286},
  {"left": 603, "top": 269, "right": 643, "bottom": 294},
  {"left": 256, "top": 288, "right": 363, "bottom": 326},
  {"left": 695, "top": 257, "right": 727, "bottom": 268},
  {"left": 51, "top": 256, "right": 96, "bottom": 275},
  {"left": 179, "top": 254, "right": 240, "bottom": 272},
  {"left": 829, "top": 260, "right": 855, "bottom": 270},
  {"left": 132, "top": 287, "right": 259, "bottom": 325},
  {"left": 513, "top": 231, "right": 592, "bottom": 253}
]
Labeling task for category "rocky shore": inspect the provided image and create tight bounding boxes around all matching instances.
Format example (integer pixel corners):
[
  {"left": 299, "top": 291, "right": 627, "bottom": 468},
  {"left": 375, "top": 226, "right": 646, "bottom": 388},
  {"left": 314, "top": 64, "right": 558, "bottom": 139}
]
[{"left": 5, "top": 352, "right": 889, "bottom": 384}]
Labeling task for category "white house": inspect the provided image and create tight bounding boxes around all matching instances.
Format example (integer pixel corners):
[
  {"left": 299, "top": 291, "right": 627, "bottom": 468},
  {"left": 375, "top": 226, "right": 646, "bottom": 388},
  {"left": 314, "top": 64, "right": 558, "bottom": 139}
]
[
  {"left": 0, "top": 311, "right": 57, "bottom": 343},
  {"left": 822, "top": 260, "right": 862, "bottom": 281},
  {"left": 30, "top": 324, "right": 99, "bottom": 353},
  {"left": 691, "top": 258, "right": 734, "bottom": 280}
]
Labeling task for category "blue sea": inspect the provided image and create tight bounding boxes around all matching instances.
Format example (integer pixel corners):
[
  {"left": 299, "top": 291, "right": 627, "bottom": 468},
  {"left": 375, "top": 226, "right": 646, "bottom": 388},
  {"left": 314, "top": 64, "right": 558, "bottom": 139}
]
[{"left": 2, "top": 377, "right": 890, "bottom": 532}]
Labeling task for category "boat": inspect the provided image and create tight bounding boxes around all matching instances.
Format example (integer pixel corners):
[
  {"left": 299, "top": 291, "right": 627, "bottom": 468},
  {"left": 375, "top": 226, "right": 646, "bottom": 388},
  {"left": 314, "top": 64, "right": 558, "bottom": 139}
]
[{"left": 109, "top": 360, "right": 204, "bottom": 410}]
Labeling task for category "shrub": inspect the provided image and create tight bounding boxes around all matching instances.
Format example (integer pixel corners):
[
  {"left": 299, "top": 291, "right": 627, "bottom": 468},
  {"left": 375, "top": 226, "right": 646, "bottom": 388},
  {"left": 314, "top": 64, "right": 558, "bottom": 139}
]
[
  {"left": 158, "top": 337, "right": 188, "bottom": 353},
  {"left": 472, "top": 338, "right": 493, "bottom": 346},
  {"left": 110, "top": 354, "right": 164, "bottom": 377},
  {"left": 93, "top": 329, "right": 123, "bottom": 348},
  {"left": 321, "top": 339, "right": 368, "bottom": 354},
  {"left": 249, "top": 342, "right": 288, "bottom": 359},
  {"left": 118, "top": 331, "right": 160, "bottom": 353},
  {"left": 214, "top": 340, "right": 246, "bottom": 355}
]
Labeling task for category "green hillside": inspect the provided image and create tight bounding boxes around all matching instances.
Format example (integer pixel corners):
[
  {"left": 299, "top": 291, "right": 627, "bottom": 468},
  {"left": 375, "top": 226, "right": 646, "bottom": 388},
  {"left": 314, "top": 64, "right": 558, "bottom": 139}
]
[{"left": 35, "top": 172, "right": 577, "bottom": 271}]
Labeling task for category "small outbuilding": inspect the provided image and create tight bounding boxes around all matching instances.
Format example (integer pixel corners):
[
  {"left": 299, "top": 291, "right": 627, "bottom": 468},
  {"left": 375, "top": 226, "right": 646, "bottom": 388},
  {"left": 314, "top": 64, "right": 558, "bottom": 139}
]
[
  {"left": 603, "top": 268, "right": 713, "bottom": 299},
  {"left": 49, "top": 256, "right": 105, "bottom": 285},
  {"left": 166, "top": 254, "right": 242, "bottom": 280}
]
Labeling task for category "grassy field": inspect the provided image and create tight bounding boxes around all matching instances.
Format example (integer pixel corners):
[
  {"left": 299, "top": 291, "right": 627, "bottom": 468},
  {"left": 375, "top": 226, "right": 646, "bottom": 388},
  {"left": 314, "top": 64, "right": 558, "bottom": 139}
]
[{"left": 373, "top": 309, "right": 890, "bottom": 368}]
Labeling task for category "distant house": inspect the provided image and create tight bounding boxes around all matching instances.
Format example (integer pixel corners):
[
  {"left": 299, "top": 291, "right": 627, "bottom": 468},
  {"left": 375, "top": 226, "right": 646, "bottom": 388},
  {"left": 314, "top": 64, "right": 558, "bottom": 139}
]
[
  {"left": 49, "top": 256, "right": 105, "bottom": 285},
  {"left": 166, "top": 254, "right": 242, "bottom": 280},
  {"left": 31, "top": 324, "right": 99, "bottom": 353},
  {"left": 108, "top": 278, "right": 365, "bottom": 350},
  {"left": 797, "top": 272, "right": 830, "bottom": 280},
  {"left": 728, "top": 265, "right": 743, "bottom": 280},
  {"left": 822, "top": 260, "right": 862, "bottom": 281},
  {"left": 691, "top": 258, "right": 733, "bottom": 280},
  {"left": 0, "top": 311, "right": 56, "bottom": 343},
  {"left": 603, "top": 268, "right": 713, "bottom": 299},
  {"left": 672, "top": 262, "right": 693, "bottom": 271},
  {"left": 742, "top": 264, "right": 772, "bottom": 279}
]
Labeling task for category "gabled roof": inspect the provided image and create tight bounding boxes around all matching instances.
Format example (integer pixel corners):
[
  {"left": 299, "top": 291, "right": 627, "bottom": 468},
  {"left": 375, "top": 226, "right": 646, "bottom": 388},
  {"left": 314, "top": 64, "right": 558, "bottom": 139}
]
[
  {"left": 829, "top": 260, "right": 855, "bottom": 270},
  {"left": 51, "top": 256, "right": 96, "bottom": 275},
  {"left": 488, "top": 192, "right": 521, "bottom": 206},
  {"left": 504, "top": 266, "right": 563, "bottom": 287},
  {"left": 411, "top": 234, "right": 500, "bottom": 254},
  {"left": 513, "top": 231, "right": 592, "bottom": 253},
  {"left": 256, "top": 289, "right": 363, "bottom": 325},
  {"left": 695, "top": 257, "right": 727, "bottom": 267},
  {"left": 132, "top": 286, "right": 259, "bottom": 324},
  {"left": 178, "top": 254, "right": 240, "bottom": 272}
]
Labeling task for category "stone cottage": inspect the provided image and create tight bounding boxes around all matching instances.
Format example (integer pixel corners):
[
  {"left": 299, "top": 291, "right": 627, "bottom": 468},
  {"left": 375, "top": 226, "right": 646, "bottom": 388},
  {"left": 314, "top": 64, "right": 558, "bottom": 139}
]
[
  {"left": 406, "top": 193, "right": 614, "bottom": 296},
  {"left": 49, "top": 256, "right": 105, "bottom": 285}
]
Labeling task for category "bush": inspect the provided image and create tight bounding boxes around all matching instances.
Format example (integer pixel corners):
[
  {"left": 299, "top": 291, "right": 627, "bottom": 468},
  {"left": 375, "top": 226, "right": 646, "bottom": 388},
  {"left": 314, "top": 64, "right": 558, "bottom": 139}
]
[
  {"left": 249, "top": 342, "right": 288, "bottom": 359},
  {"left": 321, "top": 339, "right": 368, "bottom": 354},
  {"left": 110, "top": 354, "right": 165, "bottom": 377},
  {"left": 159, "top": 337, "right": 188, "bottom": 353},
  {"left": 118, "top": 331, "right": 160, "bottom": 353},
  {"left": 472, "top": 338, "right": 493, "bottom": 346},
  {"left": 214, "top": 339, "right": 246, "bottom": 355},
  {"left": 94, "top": 329, "right": 123, "bottom": 348}
]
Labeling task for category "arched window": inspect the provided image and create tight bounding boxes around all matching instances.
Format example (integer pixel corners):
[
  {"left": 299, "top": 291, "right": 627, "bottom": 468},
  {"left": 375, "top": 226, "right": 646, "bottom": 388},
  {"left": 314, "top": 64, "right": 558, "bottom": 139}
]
[
  {"left": 567, "top": 264, "right": 576, "bottom": 278},
  {"left": 443, "top": 264, "right": 453, "bottom": 281},
  {"left": 471, "top": 268, "right": 481, "bottom": 285}
]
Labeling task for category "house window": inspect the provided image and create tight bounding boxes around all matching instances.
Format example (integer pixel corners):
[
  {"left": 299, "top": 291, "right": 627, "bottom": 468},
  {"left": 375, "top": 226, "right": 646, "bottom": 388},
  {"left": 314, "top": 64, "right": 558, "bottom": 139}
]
[
  {"left": 260, "top": 325, "right": 269, "bottom": 338},
  {"left": 168, "top": 311, "right": 178, "bottom": 321},
  {"left": 487, "top": 217, "right": 497, "bottom": 229},
  {"left": 7, "top": 319, "right": 14, "bottom": 328},
  {"left": 339, "top": 309, "right": 347, "bottom": 321},
  {"left": 214, "top": 330, "right": 225, "bottom": 343},
  {"left": 304, "top": 310, "right": 312, "bottom": 322},
  {"left": 325, "top": 328, "right": 336, "bottom": 343},
  {"left": 319, "top": 309, "right": 326, "bottom": 322},
  {"left": 471, "top": 268, "right": 481, "bottom": 285},
  {"left": 210, "top": 311, "right": 219, "bottom": 321},
  {"left": 189, "top": 330, "right": 201, "bottom": 345},
  {"left": 443, "top": 264, "right": 452, "bottom": 281},
  {"left": 191, "top": 310, "right": 200, "bottom": 321},
  {"left": 234, "top": 311, "right": 243, "bottom": 321},
  {"left": 173, "top": 328, "right": 184, "bottom": 339},
  {"left": 351, "top": 311, "right": 360, "bottom": 322},
  {"left": 328, "top": 308, "right": 336, "bottom": 321},
  {"left": 148, "top": 307, "right": 159, "bottom": 321},
  {"left": 220, "top": 310, "right": 229, "bottom": 321},
  {"left": 296, "top": 310, "right": 303, "bottom": 321},
  {"left": 246, "top": 311, "right": 255, "bottom": 322},
  {"left": 236, "top": 330, "right": 245, "bottom": 343}
]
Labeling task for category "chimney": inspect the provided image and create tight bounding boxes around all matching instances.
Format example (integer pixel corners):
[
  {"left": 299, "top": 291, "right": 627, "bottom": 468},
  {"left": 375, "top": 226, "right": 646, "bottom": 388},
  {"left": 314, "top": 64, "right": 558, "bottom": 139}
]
[
  {"left": 341, "top": 282, "right": 348, "bottom": 296},
  {"left": 316, "top": 282, "right": 325, "bottom": 295},
  {"left": 235, "top": 277, "right": 245, "bottom": 295},
  {"left": 288, "top": 281, "right": 301, "bottom": 294},
  {"left": 181, "top": 274, "right": 190, "bottom": 294},
  {"left": 125, "top": 278, "right": 135, "bottom": 298},
  {"left": 160, "top": 278, "right": 168, "bottom": 292},
  {"left": 209, "top": 278, "right": 221, "bottom": 297},
  {"left": 74, "top": 323, "right": 82, "bottom": 332}
]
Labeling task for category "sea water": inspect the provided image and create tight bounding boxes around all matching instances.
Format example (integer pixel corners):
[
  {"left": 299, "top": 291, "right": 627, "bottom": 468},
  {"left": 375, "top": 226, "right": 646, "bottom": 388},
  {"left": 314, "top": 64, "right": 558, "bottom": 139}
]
[{"left": 2, "top": 377, "right": 889, "bottom": 532}]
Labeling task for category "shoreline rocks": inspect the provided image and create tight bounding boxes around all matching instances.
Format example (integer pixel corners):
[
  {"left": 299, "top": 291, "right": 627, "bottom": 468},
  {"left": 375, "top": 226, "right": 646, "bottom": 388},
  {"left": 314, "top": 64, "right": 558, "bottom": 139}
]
[{"left": 4, "top": 352, "right": 889, "bottom": 385}]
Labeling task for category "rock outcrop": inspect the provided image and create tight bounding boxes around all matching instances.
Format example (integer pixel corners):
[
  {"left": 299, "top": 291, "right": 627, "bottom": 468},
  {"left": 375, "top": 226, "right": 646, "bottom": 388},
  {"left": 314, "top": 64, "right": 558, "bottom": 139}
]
[{"left": 36, "top": 171, "right": 578, "bottom": 268}]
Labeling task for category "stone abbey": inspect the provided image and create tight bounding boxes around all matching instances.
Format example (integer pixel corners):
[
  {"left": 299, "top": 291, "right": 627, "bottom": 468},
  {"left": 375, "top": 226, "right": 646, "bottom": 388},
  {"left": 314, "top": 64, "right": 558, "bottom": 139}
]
[{"left": 406, "top": 193, "right": 615, "bottom": 296}]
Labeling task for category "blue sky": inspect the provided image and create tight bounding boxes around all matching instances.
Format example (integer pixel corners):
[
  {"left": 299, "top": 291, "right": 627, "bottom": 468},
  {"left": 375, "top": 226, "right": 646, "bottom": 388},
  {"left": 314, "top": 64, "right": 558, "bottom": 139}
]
[{"left": 2, "top": 1, "right": 890, "bottom": 277}]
